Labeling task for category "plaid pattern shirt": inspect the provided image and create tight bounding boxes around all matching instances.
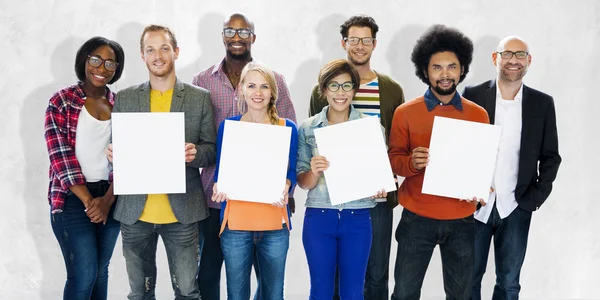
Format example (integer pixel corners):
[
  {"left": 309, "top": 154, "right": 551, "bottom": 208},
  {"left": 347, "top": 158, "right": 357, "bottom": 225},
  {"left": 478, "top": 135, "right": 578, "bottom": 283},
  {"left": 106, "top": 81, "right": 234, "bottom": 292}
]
[
  {"left": 192, "top": 59, "right": 297, "bottom": 209},
  {"left": 44, "top": 83, "right": 115, "bottom": 213}
]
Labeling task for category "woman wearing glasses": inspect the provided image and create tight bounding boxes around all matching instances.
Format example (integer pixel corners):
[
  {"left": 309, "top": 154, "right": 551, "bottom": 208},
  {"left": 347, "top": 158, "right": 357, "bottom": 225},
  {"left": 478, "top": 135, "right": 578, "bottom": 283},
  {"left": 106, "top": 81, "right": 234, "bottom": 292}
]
[
  {"left": 44, "top": 36, "right": 124, "bottom": 300},
  {"left": 211, "top": 62, "right": 297, "bottom": 300},
  {"left": 297, "top": 59, "right": 387, "bottom": 299}
]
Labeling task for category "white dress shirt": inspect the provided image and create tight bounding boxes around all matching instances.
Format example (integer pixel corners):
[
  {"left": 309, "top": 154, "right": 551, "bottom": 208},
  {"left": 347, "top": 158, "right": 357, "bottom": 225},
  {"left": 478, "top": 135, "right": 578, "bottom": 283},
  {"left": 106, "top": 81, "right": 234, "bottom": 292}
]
[{"left": 474, "top": 84, "right": 523, "bottom": 223}]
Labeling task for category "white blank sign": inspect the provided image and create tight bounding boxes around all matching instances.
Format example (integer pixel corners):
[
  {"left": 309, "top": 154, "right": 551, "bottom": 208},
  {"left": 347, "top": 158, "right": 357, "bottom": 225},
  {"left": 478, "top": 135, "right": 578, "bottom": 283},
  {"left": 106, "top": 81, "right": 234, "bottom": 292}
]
[
  {"left": 112, "top": 112, "right": 186, "bottom": 195},
  {"left": 217, "top": 120, "right": 291, "bottom": 204},
  {"left": 422, "top": 116, "right": 501, "bottom": 201},
  {"left": 314, "top": 116, "right": 397, "bottom": 205}
]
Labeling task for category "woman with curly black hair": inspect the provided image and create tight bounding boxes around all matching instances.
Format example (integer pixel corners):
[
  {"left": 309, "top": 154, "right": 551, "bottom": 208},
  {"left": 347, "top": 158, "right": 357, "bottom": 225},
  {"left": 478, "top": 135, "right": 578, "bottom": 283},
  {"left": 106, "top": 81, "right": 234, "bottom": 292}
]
[{"left": 388, "top": 25, "right": 490, "bottom": 300}]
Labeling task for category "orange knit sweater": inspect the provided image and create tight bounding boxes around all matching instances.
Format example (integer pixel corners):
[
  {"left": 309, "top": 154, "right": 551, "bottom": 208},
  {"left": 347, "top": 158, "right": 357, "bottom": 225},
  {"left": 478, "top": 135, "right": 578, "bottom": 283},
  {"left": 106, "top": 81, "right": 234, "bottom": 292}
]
[{"left": 388, "top": 95, "right": 490, "bottom": 220}]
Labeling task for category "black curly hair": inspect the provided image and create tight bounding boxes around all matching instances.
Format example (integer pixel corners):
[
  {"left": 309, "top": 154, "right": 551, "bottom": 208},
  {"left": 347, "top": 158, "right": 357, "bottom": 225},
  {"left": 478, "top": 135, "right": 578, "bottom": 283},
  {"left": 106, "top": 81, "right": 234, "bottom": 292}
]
[
  {"left": 411, "top": 24, "right": 473, "bottom": 85},
  {"left": 340, "top": 15, "right": 379, "bottom": 38}
]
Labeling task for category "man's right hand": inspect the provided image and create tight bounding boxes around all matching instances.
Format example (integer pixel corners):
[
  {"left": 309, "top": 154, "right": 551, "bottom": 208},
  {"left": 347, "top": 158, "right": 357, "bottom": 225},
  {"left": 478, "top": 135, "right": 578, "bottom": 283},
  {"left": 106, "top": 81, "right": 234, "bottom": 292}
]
[
  {"left": 411, "top": 147, "right": 429, "bottom": 171},
  {"left": 310, "top": 156, "right": 329, "bottom": 177}
]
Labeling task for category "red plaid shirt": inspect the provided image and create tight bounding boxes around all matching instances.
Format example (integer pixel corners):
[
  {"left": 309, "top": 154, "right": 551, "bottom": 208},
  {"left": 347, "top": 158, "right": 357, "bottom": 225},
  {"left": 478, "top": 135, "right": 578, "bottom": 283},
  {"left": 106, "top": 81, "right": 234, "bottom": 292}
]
[{"left": 44, "top": 83, "right": 115, "bottom": 213}]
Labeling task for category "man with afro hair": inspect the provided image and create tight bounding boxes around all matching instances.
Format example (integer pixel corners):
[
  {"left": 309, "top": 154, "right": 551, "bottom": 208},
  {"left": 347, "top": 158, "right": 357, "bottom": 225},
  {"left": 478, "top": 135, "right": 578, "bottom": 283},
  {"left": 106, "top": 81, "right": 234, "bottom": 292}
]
[{"left": 388, "top": 24, "right": 490, "bottom": 299}]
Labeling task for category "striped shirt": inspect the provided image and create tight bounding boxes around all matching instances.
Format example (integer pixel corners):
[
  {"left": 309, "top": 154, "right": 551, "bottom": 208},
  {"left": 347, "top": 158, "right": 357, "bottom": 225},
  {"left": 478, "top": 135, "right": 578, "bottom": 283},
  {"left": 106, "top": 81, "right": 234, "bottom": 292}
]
[
  {"left": 192, "top": 59, "right": 297, "bottom": 209},
  {"left": 353, "top": 78, "right": 381, "bottom": 117}
]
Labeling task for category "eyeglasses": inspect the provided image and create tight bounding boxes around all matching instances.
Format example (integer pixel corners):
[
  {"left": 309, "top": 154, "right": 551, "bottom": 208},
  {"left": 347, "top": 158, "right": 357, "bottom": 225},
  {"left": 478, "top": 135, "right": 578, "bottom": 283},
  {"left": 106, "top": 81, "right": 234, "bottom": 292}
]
[
  {"left": 223, "top": 27, "right": 253, "bottom": 39},
  {"left": 327, "top": 81, "right": 354, "bottom": 92},
  {"left": 87, "top": 55, "right": 118, "bottom": 72},
  {"left": 344, "top": 37, "right": 375, "bottom": 46},
  {"left": 497, "top": 51, "right": 529, "bottom": 59}
]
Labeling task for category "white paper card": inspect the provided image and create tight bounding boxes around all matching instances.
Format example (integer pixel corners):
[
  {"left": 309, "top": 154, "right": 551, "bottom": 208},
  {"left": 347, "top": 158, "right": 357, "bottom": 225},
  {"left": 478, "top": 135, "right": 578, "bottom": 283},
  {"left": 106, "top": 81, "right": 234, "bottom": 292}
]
[
  {"left": 314, "top": 116, "right": 397, "bottom": 205},
  {"left": 112, "top": 112, "right": 186, "bottom": 195},
  {"left": 422, "top": 116, "right": 501, "bottom": 200},
  {"left": 218, "top": 120, "right": 292, "bottom": 203}
]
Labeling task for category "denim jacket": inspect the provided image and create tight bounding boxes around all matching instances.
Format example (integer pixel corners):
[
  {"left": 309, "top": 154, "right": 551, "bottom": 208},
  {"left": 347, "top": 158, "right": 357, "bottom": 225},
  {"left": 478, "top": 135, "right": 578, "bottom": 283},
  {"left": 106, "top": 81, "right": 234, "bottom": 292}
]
[{"left": 297, "top": 105, "right": 384, "bottom": 210}]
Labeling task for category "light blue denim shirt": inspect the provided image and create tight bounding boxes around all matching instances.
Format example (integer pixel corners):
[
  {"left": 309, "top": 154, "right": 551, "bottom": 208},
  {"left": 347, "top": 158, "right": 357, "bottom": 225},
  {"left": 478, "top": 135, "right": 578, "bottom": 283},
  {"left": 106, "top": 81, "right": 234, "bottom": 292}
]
[{"left": 297, "top": 105, "right": 385, "bottom": 210}]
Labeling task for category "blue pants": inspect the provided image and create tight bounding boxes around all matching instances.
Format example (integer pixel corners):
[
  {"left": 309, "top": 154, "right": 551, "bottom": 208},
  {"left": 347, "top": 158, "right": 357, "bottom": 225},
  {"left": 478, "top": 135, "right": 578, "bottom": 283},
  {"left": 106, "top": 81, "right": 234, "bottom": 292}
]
[
  {"left": 121, "top": 221, "right": 200, "bottom": 300},
  {"left": 221, "top": 226, "right": 289, "bottom": 300},
  {"left": 198, "top": 208, "right": 224, "bottom": 300},
  {"left": 391, "top": 209, "right": 475, "bottom": 300},
  {"left": 303, "top": 208, "right": 372, "bottom": 300},
  {"left": 51, "top": 181, "right": 120, "bottom": 300},
  {"left": 471, "top": 204, "right": 532, "bottom": 300}
]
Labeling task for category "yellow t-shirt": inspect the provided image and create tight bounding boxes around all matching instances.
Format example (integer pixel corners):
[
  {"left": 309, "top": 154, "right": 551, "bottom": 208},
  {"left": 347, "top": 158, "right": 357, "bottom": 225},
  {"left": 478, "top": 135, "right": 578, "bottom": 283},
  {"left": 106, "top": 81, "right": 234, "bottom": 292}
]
[{"left": 138, "top": 89, "right": 178, "bottom": 224}]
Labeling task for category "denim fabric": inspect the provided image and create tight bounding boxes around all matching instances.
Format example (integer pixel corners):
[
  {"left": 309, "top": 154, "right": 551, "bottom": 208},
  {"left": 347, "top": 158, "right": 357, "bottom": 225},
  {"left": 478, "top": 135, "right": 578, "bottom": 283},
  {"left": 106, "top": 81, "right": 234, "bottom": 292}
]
[
  {"left": 197, "top": 208, "right": 224, "bottom": 300},
  {"left": 121, "top": 221, "right": 200, "bottom": 300},
  {"left": 297, "top": 105, "right": 379, "bottom": 210},
  {"left": 391, "top": 209, "right": 475, "bottom": 300},
  {"left": 471, "top": 204, "right": 532, "bottom": 300},
  {"left": 303, "top": 208, "right": 372, "bottom": 299},
  {"left": 221, "top": 225, "right": 289, "bottom": 300},
  {"left": 51, "top": 181, "right": 120, "bottom": 300}
]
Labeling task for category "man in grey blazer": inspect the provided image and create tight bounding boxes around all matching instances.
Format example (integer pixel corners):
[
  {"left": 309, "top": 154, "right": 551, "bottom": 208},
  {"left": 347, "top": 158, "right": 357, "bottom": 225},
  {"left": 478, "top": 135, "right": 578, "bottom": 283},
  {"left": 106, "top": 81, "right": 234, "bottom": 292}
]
[{"left": 110, "top": 25, "right": 216, "bottom": 300}]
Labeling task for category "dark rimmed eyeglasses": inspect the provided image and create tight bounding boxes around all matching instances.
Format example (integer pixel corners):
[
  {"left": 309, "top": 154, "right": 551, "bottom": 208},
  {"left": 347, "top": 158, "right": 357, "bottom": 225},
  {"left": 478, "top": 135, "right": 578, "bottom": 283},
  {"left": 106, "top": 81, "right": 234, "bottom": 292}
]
[
  {"left": 223, "top": 27, "right": 253, "bottom": 39},
  {"left": 327, "top": 81, "right": 354, "bottom": 92},
  {"left": 497, "top": 51, "right": 529, "bottom": 59},
  {"left": 344, "top": 37, "right": 375, "bottom": 46},
  {"left": 87, "top": 55, "right": 118, "bottom": 72}
]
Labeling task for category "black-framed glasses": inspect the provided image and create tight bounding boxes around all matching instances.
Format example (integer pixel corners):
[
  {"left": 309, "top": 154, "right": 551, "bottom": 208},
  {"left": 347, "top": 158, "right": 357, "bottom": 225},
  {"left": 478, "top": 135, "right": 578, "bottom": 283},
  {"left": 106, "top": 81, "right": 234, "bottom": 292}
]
[
  {"left": 344, "top": 37, "right": 375, "bottom": 46},
  {"left": 497, "top": 51, "right": 529, "bottom": 59},
  {"left": 223, "top": 27, "right": 253, "bottom": 39},
  {"left": 327, "top": 81, "right": 354, "bottom": 92},
  {"left": 87, "top": 55, "right": 118, "bottom": 72}
]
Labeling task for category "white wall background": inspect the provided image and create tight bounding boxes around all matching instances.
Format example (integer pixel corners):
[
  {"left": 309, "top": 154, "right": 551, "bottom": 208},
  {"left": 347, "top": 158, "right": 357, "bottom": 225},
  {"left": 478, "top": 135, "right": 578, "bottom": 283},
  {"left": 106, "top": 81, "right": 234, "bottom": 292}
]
[{"left": 1, "top": 0, "right": 598, "bottom": 299}]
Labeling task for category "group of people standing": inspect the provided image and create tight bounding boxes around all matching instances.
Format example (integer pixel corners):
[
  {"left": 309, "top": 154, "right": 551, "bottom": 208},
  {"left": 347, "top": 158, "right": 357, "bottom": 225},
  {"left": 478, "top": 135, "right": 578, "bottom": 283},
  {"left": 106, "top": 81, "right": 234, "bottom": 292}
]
[{"left": 44, "top": 12, "right": 561, "bottom": 300}]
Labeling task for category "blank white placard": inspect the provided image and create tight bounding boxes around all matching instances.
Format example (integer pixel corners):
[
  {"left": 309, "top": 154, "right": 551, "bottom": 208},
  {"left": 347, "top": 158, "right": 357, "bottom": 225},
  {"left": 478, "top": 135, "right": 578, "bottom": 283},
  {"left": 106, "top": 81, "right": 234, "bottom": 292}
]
[
  {"left": 217, "top": 120, "right": 291, "bottom": 204},
  {"left": 422, "top": 116, "right": 501, "bottom": 200},
  {"left": 314, "top": 116, "right": 396, "bottom": 205},
  {"left": 112, "top": 112, "right": 186, "bottom": 195}
]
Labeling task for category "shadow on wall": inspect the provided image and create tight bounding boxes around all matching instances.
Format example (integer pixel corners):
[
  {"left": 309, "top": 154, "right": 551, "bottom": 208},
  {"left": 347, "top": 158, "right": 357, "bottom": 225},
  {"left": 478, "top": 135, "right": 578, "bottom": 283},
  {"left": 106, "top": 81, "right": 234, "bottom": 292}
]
[
  {"left": 386, "top": 24, "right": 427, "bottom": 101},
  {"left": 289, "top": 13, "right": 347, "bottom": 123},
  {"left": 113, "top": 22, "right": 146, "bottom": 91},
  {"left": 178, "top": 12, "right": 226, "bottom": 83},
  {"left": 21, "top": 36, "right": 84, "bottom": 298},
  {"left": 461, "top": 35, "right": 500, "bottom": 91}
]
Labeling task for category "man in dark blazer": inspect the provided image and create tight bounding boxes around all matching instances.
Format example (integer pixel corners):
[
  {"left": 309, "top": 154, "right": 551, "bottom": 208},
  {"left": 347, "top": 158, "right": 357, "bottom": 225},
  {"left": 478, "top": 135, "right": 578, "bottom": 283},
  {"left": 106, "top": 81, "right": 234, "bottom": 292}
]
[
  {"left": 462, "top": 36, "right": 561, "bottom": 300},
  {"left": 111, "top": 25, "right": 216, "bottom": 299}
]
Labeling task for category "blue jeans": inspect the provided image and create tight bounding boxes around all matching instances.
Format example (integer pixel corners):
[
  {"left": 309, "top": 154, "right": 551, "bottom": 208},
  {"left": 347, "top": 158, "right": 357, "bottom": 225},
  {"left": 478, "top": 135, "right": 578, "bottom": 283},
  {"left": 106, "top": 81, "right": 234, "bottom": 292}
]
[
  {"left": 198, "top": 208, "right": 223, "bottom": 300},
  {"left": 51, "top": 181, "right": 120, "bottom": 300},
  {"left": 471, "top": 204, "right": 532, "bottom": 300},
  {"left": 391, "top": 209, "right": 475, "bottom": 300},
  {"left": 121, "top": 221, "right": 200, "bottom": 300},
  {"left": 221, "top": 225, "right": 290, "bottom": 300},
  {"left": 303, "top": 208, "right": 372, "bottom": 300}
]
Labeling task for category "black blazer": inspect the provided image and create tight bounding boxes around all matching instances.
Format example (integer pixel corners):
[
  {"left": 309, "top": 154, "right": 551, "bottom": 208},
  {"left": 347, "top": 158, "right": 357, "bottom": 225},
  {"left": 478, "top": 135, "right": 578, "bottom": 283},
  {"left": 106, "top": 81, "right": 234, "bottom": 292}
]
[{"left": 463, "top": 80, "right": 561, "bottom": 211}]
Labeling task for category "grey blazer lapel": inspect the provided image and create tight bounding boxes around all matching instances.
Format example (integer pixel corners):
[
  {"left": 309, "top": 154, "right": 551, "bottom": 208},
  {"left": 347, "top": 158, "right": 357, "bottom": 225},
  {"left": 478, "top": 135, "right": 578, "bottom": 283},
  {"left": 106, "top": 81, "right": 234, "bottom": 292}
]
[
  {"left": 171, "top": 79, "right": 185, "bottom": 112},
  {"left": 139, "top": 81, "right": 151, "bottom": 112},
  {"left": 484, "top": 80, "right": 497, "bottom": 124}
]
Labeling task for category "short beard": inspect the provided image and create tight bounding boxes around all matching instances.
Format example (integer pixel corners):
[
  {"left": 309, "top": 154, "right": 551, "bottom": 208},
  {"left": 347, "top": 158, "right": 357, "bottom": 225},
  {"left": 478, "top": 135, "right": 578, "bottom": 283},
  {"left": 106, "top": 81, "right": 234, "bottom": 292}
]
[
  {"left": 348, "top": 55, "right": 370, "bottom": 66},
  {"left": 499, "top": 68, "right": 526, "bottom": 82},
  {"left": 432, "top": 80, "right": 457, "bottom": 96},
  {"left": 227, "top": 50, "right": 250, "bottom": 61}
]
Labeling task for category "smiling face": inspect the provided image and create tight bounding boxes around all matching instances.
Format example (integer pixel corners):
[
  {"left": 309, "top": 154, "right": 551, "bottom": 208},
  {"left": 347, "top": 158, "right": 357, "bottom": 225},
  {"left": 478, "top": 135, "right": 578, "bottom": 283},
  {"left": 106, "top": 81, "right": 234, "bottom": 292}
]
[
  {"left": 141, "top": 30, "right": 179, "bottom": 78},
  {"left": 223, "top": 16, "right": 255, "bottom": 60},
  {"left": 241, "top": 70, "right": 272, "bottom": 113},
  {"left": 84, "top": 45, "right": 117, "bottom": 88},
  {"left": 325, "top": 73, "right": 355, "bottom": 113},
  {"left": 494, "top": 37, "right": 531, "bottom": 83},
  {"left": 342, "top": 26, "right": 376, "bottom": 66},
  {"left": 426, "top": 51, "right": 462, "bottom": 96}
]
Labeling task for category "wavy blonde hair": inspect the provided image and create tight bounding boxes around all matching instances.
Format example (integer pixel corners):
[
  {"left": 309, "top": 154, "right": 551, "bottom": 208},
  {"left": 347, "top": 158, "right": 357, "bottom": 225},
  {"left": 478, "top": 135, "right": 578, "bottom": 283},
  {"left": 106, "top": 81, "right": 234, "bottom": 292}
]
[{"left": 237, "top": 62, "right": 280, "bottom": 125}]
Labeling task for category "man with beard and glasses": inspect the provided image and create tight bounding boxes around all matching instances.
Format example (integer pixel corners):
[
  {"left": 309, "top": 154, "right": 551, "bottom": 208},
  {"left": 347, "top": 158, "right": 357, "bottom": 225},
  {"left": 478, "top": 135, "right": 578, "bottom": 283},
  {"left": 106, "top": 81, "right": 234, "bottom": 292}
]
[
  {"left": 463, "top": 36, "right": 561, "bottom": 300},
  {"left": 388, "top": 24, "right": 490, "bottom": 300},
  {"left": 308, "top": 15, "right": 404, "bottom": 300},
  {"left": 191, "top": 13, "right": 297, "bottom": 300},
  {"left": 108, "top": 24, "right": 216, "bottom": 299}
]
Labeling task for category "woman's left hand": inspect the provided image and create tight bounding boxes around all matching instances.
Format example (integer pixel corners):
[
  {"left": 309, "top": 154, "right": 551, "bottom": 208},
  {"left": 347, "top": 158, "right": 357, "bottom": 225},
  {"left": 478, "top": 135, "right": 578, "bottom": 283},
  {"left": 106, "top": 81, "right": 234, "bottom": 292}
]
[{"left": 370, "top": 188, "right": 387, "bottom": 199}]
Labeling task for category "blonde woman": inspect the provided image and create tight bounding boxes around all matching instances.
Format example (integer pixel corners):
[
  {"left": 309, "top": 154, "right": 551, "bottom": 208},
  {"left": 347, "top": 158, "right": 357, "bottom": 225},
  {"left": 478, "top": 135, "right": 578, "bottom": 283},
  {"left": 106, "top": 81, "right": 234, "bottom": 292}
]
[{"left": 212, "top": 62, "right": 298, "bottom": 300}]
